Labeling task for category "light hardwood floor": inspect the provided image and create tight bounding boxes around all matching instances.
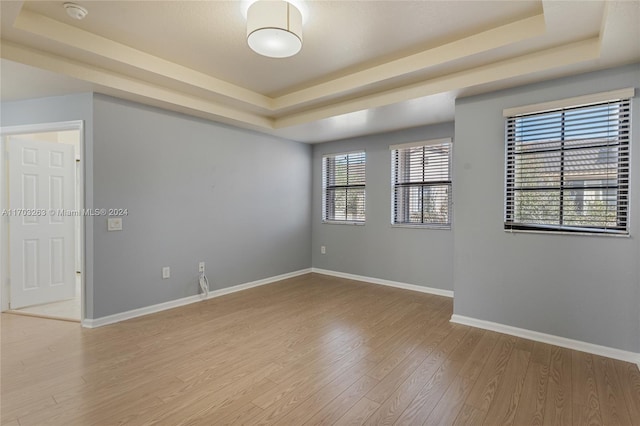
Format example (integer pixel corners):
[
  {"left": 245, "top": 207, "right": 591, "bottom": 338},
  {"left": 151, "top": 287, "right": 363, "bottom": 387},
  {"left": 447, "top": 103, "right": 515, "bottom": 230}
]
[{"left": 1, "top": 273, "right": 639, "bottom": 425}]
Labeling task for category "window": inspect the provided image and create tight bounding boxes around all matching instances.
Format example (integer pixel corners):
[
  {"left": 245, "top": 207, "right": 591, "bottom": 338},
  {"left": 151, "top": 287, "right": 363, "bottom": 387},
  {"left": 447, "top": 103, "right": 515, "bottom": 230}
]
[
  {"left": 505, "top": 97, "right": 631, "bottom": 235},
  {"left": 391, "top": 139, "right": 452, "bottom": 227},
  {"left": 322, "top": 151, "right": 366, "bottom": 223}
]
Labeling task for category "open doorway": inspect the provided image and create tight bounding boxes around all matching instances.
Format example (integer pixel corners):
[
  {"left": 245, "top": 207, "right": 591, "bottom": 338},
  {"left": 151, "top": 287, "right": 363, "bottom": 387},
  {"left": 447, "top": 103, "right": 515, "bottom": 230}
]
[{"left": 1, "top": 121, "right": 84, "bottom": 322}]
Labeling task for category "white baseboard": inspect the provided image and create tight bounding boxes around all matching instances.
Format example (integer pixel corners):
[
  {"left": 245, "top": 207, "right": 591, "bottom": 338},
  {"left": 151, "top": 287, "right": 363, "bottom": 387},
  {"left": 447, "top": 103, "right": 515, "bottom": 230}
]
[
  {"left": 450, "top": 314, "right": 640, "bottom": 368},
  {"left": 82, "top": 268, "right": 312, "bottom": 328},
  {"left": 311, "top": 268, "right": 454, "bottom": 298}
]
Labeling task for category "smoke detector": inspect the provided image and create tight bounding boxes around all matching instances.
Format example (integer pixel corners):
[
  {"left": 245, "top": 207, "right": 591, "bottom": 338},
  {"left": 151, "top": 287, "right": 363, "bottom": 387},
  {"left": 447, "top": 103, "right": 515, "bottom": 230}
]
[{"left": 64, "top": 3, "right": 88, "bottom": 20}]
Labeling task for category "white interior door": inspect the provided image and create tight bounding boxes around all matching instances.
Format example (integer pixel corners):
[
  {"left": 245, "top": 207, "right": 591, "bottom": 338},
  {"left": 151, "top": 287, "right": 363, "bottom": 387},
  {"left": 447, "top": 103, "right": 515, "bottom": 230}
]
[{"left": 9, "top": 137, "right": 75, "bottom": 309}]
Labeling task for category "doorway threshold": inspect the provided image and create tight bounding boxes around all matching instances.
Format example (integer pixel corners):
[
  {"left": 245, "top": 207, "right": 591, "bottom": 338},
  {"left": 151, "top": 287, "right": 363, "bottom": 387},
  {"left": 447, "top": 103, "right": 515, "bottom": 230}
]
[{"left": 5, "top": 310, "right": 80, "bottom": 323}]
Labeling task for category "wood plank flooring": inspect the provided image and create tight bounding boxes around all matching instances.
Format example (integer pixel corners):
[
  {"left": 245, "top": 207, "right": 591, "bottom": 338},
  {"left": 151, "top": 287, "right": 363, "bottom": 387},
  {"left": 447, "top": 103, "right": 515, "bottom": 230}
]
[{"left": 1, "top": 273, "right": 639, "bottom": 425}]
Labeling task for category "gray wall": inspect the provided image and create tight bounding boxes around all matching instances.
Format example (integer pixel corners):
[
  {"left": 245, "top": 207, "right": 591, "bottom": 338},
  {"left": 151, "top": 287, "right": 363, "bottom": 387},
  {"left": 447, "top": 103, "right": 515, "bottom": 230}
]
[
  {"left": 311, "top": 123, "right": 455, "bottom": 292},
  {"left": 1, "top": 93, "right": 96, "bottom": 319},
  {"left": 91, "top": 95, "right": 311, "bottom": 318},
  {"left": 3, "top": 65, "right": 638, "bottom": 354},
  {"left": 453, "top": 64, "right": 640, "bottom": 352},
  {"left": 1, "top": 93, "right": 311, "bottom": 319}
]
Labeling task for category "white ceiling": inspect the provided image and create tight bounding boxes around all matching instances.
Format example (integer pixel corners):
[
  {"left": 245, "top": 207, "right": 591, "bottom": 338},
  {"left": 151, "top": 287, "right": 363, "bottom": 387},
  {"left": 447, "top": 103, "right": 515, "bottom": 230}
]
[{"left": 1, "top": 0, "right": 639, "bottom": 143}]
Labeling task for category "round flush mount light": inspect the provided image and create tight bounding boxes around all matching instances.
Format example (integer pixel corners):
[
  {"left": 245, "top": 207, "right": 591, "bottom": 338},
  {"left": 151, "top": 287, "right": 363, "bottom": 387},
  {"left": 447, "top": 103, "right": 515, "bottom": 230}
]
[
  {"left": 247, "top": 1, "right": 302, "bottom": 58},
  {"left": 64, "top": 3, "right": 88, "bottom": 20}
]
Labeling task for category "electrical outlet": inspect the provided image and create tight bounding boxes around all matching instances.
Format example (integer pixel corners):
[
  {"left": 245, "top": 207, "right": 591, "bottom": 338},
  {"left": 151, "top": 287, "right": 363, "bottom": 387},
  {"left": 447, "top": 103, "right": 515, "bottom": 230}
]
[
  {"left": 321, "top": 245, "right": 326, "bottom": 254},
  {"left": 162, "top": 266, "right": 170, "bottom": 279},
  {"left": 199, "top": 262, "right": 205, "bottom": 273}
]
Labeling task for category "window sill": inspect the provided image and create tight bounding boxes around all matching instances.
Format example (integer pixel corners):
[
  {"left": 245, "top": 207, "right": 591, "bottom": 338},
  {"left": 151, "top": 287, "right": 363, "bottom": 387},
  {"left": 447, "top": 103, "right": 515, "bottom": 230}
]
[
  {"left": 322, "top": 220, "right": 365, "bottom": 226},
  {"left": 391, "top": 224, "right": 451, "bottom": 230},
  {"left": 504, "top": 229, "right": 629, "bottom": 238}
]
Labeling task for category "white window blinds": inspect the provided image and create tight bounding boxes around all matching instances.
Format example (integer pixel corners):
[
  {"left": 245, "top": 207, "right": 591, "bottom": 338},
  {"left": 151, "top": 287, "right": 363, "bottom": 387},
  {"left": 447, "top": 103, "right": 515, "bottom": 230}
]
[
  {"left": 505, "top": 98, "right": 631, "bottom": 234},
  {"left": 391, "top": 139, "right": 452, "bottom": 227},
  {"left": 322, "top": 151, "right": 366, "bottom": 222}
]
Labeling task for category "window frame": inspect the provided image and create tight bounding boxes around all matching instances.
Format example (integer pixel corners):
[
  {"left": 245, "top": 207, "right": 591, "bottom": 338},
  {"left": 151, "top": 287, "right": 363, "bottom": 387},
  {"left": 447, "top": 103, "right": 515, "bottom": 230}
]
[
  {"left": 390, "top": 138, "right": 453, "bottom": 229},
  {"left": 322, "top": 150, "right": 366, "bottom": 225},
  {"left": 503, "top": 92, "right": 632, "bottom": 236}
]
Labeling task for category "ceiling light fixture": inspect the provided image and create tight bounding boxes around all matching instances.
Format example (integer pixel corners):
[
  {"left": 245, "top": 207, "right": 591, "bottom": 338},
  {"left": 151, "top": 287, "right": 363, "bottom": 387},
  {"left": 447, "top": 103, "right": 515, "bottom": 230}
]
[
  {"left": 63, "top": 3, "right": 88, "bottom": 20},
  {"left": 247, "top": 0, "right": 302, "bottom": 58}
]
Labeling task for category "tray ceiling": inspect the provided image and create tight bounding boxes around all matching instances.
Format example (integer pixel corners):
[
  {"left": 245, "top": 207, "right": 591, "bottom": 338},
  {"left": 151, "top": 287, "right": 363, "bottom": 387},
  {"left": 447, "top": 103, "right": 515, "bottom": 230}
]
[{"left": 1, "top": 1, "right": 639, "bottom": 142}]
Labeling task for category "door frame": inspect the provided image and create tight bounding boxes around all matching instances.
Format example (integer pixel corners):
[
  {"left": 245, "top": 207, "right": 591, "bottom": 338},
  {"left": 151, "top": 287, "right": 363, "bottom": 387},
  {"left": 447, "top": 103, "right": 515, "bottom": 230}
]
[{"left": 0, "top": 120, "right": 85, "bottom": 321}]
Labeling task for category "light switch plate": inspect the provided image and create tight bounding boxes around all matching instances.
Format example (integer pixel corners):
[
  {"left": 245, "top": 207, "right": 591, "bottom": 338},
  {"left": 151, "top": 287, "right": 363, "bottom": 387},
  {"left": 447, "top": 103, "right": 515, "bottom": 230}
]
[
  {"left": 162, "top": 267, "right": 170, "bottom": 279},
  {"left": 107, "top": 217, "right": 123, "bottom": 231}
]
